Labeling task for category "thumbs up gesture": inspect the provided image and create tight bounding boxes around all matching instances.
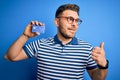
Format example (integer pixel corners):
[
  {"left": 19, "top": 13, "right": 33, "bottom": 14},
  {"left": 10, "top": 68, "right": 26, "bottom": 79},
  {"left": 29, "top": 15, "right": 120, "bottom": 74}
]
[{"left": 91, "top": 42, "right": 107, "bottom": 67}]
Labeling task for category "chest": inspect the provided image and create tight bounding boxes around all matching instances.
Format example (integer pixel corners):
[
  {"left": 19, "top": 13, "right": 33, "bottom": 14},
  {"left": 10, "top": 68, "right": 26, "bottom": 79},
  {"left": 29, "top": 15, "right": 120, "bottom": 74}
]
[{"left": 36, "top": 44, "right": 91, "bottom": 69}]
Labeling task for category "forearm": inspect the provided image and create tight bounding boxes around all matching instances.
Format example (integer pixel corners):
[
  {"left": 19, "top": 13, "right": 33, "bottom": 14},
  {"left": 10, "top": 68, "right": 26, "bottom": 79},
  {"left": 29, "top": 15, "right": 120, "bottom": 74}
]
[
  {"left": 92, "top": 69, "right": 108, "bottom": 80},
  {"left": 5, "top": 21, "right": 43, "bottom": 61},
  {"left": 5, "top": 34, "right": 28, "bottom": 60}
]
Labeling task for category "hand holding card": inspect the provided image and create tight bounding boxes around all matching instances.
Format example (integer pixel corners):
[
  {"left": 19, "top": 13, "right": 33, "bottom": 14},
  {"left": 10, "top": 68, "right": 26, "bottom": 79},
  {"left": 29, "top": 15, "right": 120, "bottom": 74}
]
[{"left": 32, "top": 25, "right": 45, "bottom": 34}]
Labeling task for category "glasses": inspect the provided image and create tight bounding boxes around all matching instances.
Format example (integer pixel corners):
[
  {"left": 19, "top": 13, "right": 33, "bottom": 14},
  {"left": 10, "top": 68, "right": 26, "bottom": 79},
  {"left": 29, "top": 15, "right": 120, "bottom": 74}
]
[{"left": 57, "top": 16, "right": 82, "bottom": 25}]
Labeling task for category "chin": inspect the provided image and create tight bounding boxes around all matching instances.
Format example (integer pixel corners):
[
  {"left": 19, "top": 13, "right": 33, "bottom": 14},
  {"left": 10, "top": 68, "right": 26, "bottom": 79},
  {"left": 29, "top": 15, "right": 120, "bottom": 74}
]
[
  {"left": 69, "top": 34, "right": 75, "bottom": 38},
  {"left": 65, "top": 35, "right": 75, "bottom": 39},
  {"left": 60, "top": 31, "right": 75, "bottom": 39}
]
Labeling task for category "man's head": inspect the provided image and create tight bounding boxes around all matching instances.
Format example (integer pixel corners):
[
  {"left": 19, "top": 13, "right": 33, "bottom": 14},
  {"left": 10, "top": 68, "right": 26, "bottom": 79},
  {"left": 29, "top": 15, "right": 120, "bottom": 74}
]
[
  {"left": 54, "top": 4, "right": 82, "bottom": 39},
  {"left": 55, "top": 4, "right": 79, "bottom": 18}
]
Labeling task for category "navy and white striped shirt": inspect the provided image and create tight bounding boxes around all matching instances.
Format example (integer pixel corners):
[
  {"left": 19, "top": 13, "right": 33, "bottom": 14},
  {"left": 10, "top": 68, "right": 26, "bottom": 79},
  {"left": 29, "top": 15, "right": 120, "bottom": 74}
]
[{"left": 23, "top": 35, "right": 97, "bottom": 80}]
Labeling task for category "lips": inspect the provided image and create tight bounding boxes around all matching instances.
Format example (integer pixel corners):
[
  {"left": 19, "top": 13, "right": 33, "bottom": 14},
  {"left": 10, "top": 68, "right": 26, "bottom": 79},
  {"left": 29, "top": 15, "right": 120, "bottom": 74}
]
[
  {"left": 68, "top": 28, "right": 76, "bottom": 33},
  {"left": 68, "top": 28, "right": 76, "bottom": 31}
]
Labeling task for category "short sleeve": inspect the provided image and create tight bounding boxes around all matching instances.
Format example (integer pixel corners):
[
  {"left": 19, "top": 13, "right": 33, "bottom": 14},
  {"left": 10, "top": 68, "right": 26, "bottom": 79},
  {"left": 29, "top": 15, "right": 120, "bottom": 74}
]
[
  {"left": 86, "top": 47, "right": 98, "bottom": 70},
  {"left": 23, "top": 40, "right": 40, "bottom": 58}
]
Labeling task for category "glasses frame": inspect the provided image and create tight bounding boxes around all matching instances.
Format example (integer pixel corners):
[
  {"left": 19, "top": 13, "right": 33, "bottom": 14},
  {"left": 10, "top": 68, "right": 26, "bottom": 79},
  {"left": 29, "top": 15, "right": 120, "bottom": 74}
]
[{"left": 57, "top": 16, "right": 82, "bottom": 25}]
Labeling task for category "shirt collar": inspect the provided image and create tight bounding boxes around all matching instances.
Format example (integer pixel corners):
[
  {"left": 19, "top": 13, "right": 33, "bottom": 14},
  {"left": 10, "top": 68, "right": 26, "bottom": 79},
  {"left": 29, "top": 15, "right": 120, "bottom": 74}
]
[{"left": 54, "top": 35, "right": 78, "bottom": 45}]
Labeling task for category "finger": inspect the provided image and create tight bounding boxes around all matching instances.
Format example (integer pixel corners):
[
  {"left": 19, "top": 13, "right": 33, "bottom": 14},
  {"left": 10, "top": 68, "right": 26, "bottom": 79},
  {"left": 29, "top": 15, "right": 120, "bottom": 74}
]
[
  {"left": 91, "top": 55, "right": 98, "bottom": 62},
  {"left": 91, "top": 52, "right": 99, "bottom": 57},
  {"left": 31, "top": 21, "right": 35, "bottom": 25},
  {"left": 38, "top": 22, "right": 45, "bottom": 26},
  {"left": 100, "top": 42, "right": 104, "bottom": 49},
  {"left": 31, "top": 21, "right": 39, "bottom": 25},
  {"left": 35, "top": 21, "right": 39, "bottom": 25},
  {"left": 35, "top": 32, "right": 40, "bottom": 35},
  {"left": 31, "top": 21, "right": 44, "bottom": 26},
  {"left": 92, "top": 47, "right": 101, "bottom": 53}
]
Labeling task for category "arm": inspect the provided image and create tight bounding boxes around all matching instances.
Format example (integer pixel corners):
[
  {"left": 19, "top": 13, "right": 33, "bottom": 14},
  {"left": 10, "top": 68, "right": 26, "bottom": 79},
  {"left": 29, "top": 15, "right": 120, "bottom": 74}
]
[
  {"left": 4, "top": 21, "right": 44, "bottom": 61},
  {"left": 5, "top": 34, "right": 29, "bottom": 61},
  {"left": 88, "top": 42, "right": 108, "bottom": 80},
  {"left": 88, "top": 62, "right": 108, "bottom": 80}
]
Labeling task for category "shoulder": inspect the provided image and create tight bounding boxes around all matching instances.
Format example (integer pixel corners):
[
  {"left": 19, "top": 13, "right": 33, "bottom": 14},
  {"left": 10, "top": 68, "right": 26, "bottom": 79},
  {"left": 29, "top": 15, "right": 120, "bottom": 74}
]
[
  {"left": 77, "top": 38, "right": 93, "bottom": 49},
  {"left": 26, "top": 37, "right": 54, "bottom": 48},
  {"left": 36, "top": 37, "right": 54, "bottom": 44}
]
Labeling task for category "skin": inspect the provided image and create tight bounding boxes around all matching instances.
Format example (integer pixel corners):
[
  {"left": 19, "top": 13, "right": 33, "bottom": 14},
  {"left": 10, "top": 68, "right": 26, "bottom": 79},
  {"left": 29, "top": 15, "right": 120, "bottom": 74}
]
[
  {"left": 5, "top": 10, "right": 108, "bottom": 80},
  {"left": 55, "top": 10, "right": 108, "bottom": 80},
  {"left": 54, "top": 10, "right": 79, "bottom": 45}
]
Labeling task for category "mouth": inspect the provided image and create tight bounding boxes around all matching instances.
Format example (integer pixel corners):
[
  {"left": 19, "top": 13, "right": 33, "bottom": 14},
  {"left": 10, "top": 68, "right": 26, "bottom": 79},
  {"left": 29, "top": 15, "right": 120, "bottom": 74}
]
[{"left": 68, "top": 28, "right": 76, "bottom": 33}]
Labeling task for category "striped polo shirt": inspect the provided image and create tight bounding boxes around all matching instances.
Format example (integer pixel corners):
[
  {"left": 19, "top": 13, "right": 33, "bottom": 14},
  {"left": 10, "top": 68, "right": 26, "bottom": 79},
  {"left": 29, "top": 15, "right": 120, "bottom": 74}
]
[{"left": 23, "top": 35, "right": 97, "bottom": 80}]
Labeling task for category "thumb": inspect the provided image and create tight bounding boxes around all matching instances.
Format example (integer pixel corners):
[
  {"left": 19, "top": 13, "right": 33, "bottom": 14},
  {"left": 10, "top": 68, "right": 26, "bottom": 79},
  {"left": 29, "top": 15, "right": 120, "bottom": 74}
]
[{"left": 100, "top": 42, "right": 104, "bottom": 49}]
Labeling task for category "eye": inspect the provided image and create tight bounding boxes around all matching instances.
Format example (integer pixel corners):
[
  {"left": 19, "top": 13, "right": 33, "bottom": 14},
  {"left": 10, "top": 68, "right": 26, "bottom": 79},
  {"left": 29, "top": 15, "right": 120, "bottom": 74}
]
[
  {"left": 75, "top": 19, "right": 80, "bottom": 22},
  {"left": 67, "top": 17, "right": 74, "bottom": 23},
  {"left": 69, "top": 17, "right": 74, "bottom": 21}
]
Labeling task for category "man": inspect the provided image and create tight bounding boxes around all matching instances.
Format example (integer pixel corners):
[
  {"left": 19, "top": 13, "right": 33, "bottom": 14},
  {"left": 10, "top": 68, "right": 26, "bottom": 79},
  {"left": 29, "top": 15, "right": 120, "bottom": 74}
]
[{"left": 5, "top": 4, "right": 108, "bottom": 80}]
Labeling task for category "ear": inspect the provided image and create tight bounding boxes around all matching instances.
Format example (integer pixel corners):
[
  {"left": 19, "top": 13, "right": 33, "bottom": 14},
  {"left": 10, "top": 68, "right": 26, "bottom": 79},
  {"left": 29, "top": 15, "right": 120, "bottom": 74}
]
[{"left": 54, "top": 18, "right": 59, "bottom": 27}]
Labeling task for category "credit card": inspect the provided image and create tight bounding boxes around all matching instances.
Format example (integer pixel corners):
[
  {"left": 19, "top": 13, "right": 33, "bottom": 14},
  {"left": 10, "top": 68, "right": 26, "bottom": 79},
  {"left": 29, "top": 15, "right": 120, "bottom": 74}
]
[{"left": 32, "top": 25, "right": 45, "bottom": 33}]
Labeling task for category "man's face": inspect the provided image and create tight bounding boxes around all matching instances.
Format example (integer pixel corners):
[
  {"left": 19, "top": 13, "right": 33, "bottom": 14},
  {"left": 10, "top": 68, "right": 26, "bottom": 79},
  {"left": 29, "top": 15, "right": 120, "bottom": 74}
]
[{"left": 56, "top": 10, "right": 79, "bottom": 39}]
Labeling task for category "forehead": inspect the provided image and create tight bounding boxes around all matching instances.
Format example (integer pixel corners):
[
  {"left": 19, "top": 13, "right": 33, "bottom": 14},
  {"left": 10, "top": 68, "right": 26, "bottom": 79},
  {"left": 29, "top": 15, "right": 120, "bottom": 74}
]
[{"left": 61, "top": 10, "right": 79, "bottom": 18}]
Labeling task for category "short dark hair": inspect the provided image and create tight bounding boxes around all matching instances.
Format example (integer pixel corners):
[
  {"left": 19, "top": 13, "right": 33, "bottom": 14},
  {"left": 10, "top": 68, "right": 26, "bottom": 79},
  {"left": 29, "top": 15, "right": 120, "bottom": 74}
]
[{"left": 55, "top": 4, "right": 80, "bottom": 18}]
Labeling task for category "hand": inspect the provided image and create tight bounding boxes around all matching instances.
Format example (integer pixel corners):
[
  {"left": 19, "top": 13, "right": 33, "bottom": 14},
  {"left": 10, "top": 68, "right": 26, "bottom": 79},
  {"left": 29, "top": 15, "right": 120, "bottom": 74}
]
[
  {"left": 23, "top": 21, "right": 44, "bottom": 38},
  {"left": 91, "top": 42, "right": 107, "bottom": 67}
]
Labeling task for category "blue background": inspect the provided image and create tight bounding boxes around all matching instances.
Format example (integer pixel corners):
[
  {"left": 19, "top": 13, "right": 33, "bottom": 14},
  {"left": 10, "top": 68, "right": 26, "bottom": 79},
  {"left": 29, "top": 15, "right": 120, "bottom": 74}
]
[{"left": 0, "top": 0, "right": 120, "bottom": 80}]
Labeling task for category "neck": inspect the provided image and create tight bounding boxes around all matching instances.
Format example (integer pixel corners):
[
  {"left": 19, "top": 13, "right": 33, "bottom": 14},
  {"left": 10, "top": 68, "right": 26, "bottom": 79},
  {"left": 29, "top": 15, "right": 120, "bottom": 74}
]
[{"left": 57, "top": 34, "right": 73, "bottom": 45}]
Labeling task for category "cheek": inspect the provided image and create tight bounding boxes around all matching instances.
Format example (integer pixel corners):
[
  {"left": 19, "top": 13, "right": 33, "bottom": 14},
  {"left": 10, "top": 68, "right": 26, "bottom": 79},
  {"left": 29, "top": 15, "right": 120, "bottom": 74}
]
[
  {"left": 59, "top": 22, "right": 68, "bottom": 30},
  {"left": 59, "top": 26, "right": 66, "bottom": 33}
]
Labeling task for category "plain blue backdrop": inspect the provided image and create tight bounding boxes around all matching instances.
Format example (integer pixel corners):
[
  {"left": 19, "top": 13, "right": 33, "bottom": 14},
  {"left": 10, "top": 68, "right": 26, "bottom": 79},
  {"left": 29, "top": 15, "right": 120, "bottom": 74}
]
[{"left": 0, "top": 0, "right": 120, "bottom": 80}]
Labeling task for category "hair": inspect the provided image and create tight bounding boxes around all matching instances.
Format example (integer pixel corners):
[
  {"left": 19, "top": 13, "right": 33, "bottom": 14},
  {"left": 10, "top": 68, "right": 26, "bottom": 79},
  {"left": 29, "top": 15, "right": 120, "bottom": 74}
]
[{"left": 55, "top": 4, "right": 80, "bottom": 18}]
